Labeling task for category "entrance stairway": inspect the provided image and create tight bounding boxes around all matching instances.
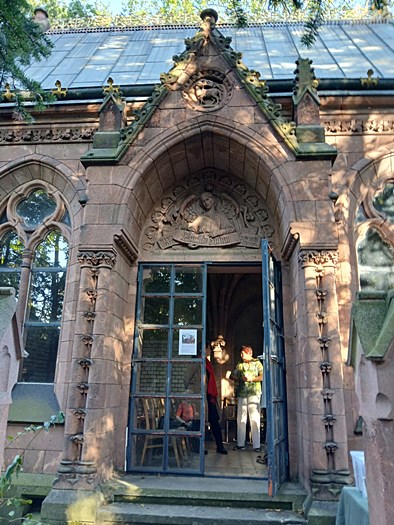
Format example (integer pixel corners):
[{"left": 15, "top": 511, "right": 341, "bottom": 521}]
[{"left": 97, "top": 475, "right": 307, "bottom": 525}]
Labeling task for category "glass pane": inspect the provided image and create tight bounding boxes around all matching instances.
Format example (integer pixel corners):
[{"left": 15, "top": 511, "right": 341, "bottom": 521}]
[
  {"left": 16, "top": 189, "right": 57, "bottom": 228},
  {"left": 136, "top": 434, "right": 164, "bottom": 469},
  {"left": 142, "top": 266, "right": 171, "bottom": 293},
  {"left": 270, "top": 324, "right": 277, "bottom": 356},
  {"left": 131, "top": 398, "right": 149, "bottom": 430},
  {"left": 355, "top": 204, "right": 367, "bottom": 224},
  {"left": 358, "top": 229, "right": 394, "bottom": 290},
  {"left": 133, "top": 363, "right": 167, "bottom": 395},
  {"left": 173, "top": 298, "right": 202, "bottom": 325},
  {"left": 33, "top": 231, "right": 68, "bottom": 268},
  {"left": 171, "top": 329, "right": 203, "bottom": 359},
  {"left": 132, "top": 397, "right": 165, "bottom": 468},
  {"left": 137, "top": 328, "right": 168, "bottom": 359},
  {"left": 0, "top": 210, "right": 7, "bottom": 224},
  {"left": 27, "top": 271, "right": 66, "bottom": 323},
  {"left": 269, "top": 256, "right": 275, "bottom": 282},
  {"left": 167, "top": 434, "right": 201, "bottom": 471},
  {"left": 269, "top": 282, "right": 275, "bottom": 318},
  {"left": 0, "top": 230, "right": 24, "bottom": 268},
  {"left": 171, "top": 361, "right": 202, "bottom": 394},
  {"left": 373, "top": 182, "right": 394, "bottom": 222},
  {"left": 22, "top": 325, "right": 59, "bottom": 382},
  {"left": 62, "top": 210, "right": 71, "bottom": 226},
  {"left": 171, "top": 396, "right": 202, "bottom": 431},
  {"left": 132, "top": 397, "right": 166, "bottom": 430},
  {"left": 141, "top": 297, "right": 169, "bottom": 324},
  {"left": 174, "top": 267, "right": 203, "bottom": 293}
]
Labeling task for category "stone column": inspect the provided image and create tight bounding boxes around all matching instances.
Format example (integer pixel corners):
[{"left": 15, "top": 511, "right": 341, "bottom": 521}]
[
  {"left": 54, "top": 248, "right": 117, "bottom": 489},
  {"left": 16, "top": 249, "right": 33, "bottom": 327},
  {"left": 298, "top": 250, "right": 352, "bottom": 500},
  {"left": 42, "top": 249, "right": 117, "bottom": 524}
]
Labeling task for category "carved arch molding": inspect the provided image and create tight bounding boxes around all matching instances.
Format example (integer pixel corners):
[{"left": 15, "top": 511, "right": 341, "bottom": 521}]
[{"left": 141, "top": 170, "right": 276, "bottom": 253}]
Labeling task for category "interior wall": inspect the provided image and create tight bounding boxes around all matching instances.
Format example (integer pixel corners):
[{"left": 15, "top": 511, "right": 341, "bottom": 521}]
[{"left": 206, "top": 270, "right": 263, "bottom": 404}]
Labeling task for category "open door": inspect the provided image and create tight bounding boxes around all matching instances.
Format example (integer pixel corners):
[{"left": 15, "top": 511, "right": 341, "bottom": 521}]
[
  {"left": 127, "top": 264, "right": 207, "bottom": 474},
  {"left": 262, "top": 240, "right": 288, "bottom": 495}
]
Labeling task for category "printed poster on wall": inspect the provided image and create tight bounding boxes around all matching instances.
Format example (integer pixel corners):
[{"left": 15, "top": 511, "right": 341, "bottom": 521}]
[{"left": 179, "top": 329, "right": 197, "bottom": 356}]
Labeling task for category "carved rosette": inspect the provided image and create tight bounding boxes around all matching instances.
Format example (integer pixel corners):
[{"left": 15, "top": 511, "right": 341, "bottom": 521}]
[
  {"left": 182, "top": 70, "right": 233, "bottom": 112},
  {"left": 141, "top": 170, "right": 275, "bottom": 252}
]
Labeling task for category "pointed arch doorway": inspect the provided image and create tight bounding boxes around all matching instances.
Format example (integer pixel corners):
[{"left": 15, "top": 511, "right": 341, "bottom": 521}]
[{"left": 126, "top": 243, "right": 288, "bottom": 493}]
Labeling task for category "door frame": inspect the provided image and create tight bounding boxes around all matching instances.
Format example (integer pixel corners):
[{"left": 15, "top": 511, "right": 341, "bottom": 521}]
[{"left": 126, "top": 257, "right": 289, "bottom": 489}]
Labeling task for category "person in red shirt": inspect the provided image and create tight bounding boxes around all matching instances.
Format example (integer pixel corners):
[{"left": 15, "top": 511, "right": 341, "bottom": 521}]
[
  {"left": 176, "top": 396, "right": 199, "bottom": 428},
  {"left": 205, "top": 356, "right": 228, "bottom": 454},
  {"left": 183, "top": 347, "right": 228, "bottom": 454}
]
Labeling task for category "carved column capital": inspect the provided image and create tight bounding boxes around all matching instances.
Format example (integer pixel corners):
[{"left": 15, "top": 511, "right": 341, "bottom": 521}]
[
  {"left": 299, "top": 250, "right": 339, "bottom": 268},
  {"left": 77, "top": 249, "right": 116, "bottom": 269}
]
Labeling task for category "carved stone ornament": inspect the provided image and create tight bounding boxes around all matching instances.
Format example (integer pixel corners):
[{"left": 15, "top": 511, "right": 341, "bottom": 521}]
[
  {"left": 0, "top": 127, "right": 96, "bottom": 144},
  {"left": 77, "top": 250, "right": 116, "bottom": 268},
  {"left": 182, "top": 70, "right": 233, "bottom": 112},
  {"left": 324, "top": 119, "right": 394, "bottom": 134},
  {"left": 299, "top": 250, "right": 339, "bottom": 267},
  {"left": 141, "top": 171, "right": 275, "bottom": 252}
]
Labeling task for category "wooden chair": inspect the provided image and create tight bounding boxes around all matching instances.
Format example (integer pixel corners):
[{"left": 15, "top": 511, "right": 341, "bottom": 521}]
[
  {"left": 140, "top": 398, "right": 182, "bottom": 467},
  {"left": 222, "top": 397, "right": 237, "bottom": 443}
]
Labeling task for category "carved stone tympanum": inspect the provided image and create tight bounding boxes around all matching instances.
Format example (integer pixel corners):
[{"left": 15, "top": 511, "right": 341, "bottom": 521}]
[{"left": 141, "top": 171, "right": 275, "bottom": 251}]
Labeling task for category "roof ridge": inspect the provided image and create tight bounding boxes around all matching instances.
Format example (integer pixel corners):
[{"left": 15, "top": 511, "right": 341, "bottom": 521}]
[{"left": 47, "top": 17, "right": 393, "bottom": 35}]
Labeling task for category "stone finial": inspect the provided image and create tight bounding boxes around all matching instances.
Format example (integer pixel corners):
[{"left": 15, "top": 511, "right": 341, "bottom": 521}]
[
  {"left": 99, "top": 78, "right": 125, "bottom": 132},
  {"left": 87, "top": 78, "right": 126, "bottom": 151},
  {"left": 52, "top": 80, "right": 67, "bottom": 98},
  {"left": 293, "top": 58, "right": 320, "bottom": 125},
  {"left": 103, "top": 77, "right": 120, "bottom": 96},
  {"left": 2, "top": 83, "right": 14, "bottom": 101},
  {"left": 360, "top": 69, "right": 379, "bottom": 87},
  {"left": 200, "top": 8, "right": 218, "bottom": 35},
  {"left": 200, "top": 9, "right": 218, "bottom": 24},
  {"left": 292, "top": 58, "right": 335, "bottom": 151},
  {"left": 33, "top": 7, "right": 50, "bottom": 32}
]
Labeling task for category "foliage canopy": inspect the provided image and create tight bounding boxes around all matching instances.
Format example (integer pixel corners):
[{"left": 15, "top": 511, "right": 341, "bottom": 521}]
[{"left": 0, "top": 0, "right": 54, "bottom": 120}]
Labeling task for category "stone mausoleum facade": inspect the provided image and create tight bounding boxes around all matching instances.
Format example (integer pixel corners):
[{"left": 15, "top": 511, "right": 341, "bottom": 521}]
[{"left": 0, "top": 8, "right": 394, "bottom": 524}]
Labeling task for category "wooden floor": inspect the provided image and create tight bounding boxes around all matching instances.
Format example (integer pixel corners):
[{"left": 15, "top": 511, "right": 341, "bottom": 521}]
[{"left": 205, "top": 440, "right": 268, "bottom": 479}]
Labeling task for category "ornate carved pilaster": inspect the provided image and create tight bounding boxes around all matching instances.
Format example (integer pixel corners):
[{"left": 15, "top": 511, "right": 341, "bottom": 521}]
[
  {"left": 55, "top": 249, "right": 116, "bottom": 489},
  {"left": 299, "top": 249, "right": 352, "bottom": 499}
]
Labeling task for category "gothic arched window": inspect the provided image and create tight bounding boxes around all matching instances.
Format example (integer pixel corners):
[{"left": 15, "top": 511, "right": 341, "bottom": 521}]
[
  {"left": 0, "top": 185, "right": 70, "bottom": 382},
  {"left": 356, "top": 181, "right": 394, "bottom": 291}
]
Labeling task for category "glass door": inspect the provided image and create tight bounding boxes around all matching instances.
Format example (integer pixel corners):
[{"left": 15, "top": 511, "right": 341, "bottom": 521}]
[
  {"left": 262, "top": 240, "right": 288, "bottom": 495},
  {"left": 127, "top": 264, "right": 207, "bottom": 474}
]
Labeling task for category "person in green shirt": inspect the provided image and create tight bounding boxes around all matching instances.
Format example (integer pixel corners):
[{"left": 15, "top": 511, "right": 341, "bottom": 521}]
[{"left": 230, "top": 345, "right": 263, "bottom": 452}]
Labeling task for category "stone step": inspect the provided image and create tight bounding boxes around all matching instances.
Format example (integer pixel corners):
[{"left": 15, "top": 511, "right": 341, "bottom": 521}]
[
  {"left": 97, "top": 502, "right": 307, "bottom": 525},
  {"left": 103, "top": 476, "right": 307, "bottom": 513}
]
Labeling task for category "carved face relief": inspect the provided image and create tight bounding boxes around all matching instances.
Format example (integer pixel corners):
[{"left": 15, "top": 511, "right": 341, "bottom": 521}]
[
  {"left": 140, "top": 172, "right": 275, "bottom": 252},
  {"left": 182, "top": 70, "right": 233, "bottom": 112}
]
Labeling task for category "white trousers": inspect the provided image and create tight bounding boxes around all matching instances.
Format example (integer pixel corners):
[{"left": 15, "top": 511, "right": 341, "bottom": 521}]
[{"left": 237, "top": 395, "right": 261, "bottom": 449}]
